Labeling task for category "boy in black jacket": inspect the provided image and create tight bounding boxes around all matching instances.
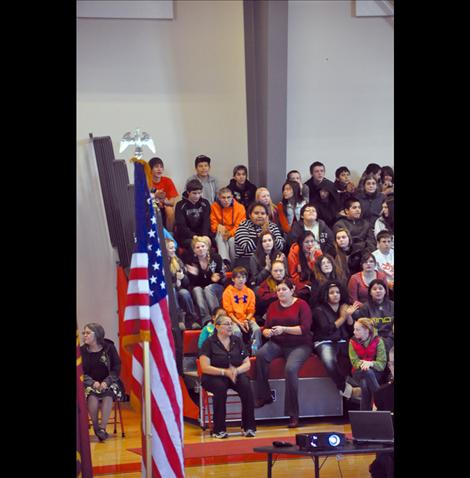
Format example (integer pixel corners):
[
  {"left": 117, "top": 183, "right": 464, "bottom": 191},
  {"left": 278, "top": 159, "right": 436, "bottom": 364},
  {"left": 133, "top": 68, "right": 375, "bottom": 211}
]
[{"left": 174, "top": 179, "right": 212, "bottom": 252}]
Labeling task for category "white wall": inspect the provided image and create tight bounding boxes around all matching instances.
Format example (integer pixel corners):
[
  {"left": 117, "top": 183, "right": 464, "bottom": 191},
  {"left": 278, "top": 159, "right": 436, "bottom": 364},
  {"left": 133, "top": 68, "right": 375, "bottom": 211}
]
[
  {"left": 77, "top": 0, "right": 247, "bottom": 342},
  {"left": 286, "top": 0, "right": 393, "bottom": 183}
]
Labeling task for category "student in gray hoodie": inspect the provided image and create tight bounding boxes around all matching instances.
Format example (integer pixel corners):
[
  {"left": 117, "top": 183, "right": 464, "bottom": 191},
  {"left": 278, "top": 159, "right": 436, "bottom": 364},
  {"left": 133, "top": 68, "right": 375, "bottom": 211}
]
[{"left": 186, "top": 155, "right": 219, "bottom": 204}]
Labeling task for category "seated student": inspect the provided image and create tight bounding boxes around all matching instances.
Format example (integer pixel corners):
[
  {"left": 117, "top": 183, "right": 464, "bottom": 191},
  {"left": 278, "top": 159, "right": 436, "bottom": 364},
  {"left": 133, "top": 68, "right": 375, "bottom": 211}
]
[
  {"left": 174, "top": 179, "right": 212, "bottom": 252},
  {"left": 309, "top": 253, "right": 348, "bottom": 309},
  {"left": 356, "top": 174, "right": 386, "bottom": 228},
  {"left": 357, "top": 163, "right": 382, "bottom": 194},
  {"left": 183, "top": 236, "right": 225, "bottom": 326},
  {"left": 198, "top": 307, "right": 227, "bottom": 349},
  {"left": 349, "top": 318, "right": 387, "bottom": 410},
  {"left": 287, "top": 230, "right": 322, "bottom": 300},
  {"left": 334, "top": 166, "right": 356, "bottom": 209},
  {"left": 333, "top": 196, "right": 377, "bottom": 253},
  {"left": 312, "top": 281, "right": 361, "bottom": 401},
  {"left": 332, "top": 227, "right": 363, "bottom": 279},
  {"left": 81, "top": 323, "right": 124, "bottom": 442},
  {"left": 254, "top": 278, "right": 312, "bottom": 428},
  {"left": 165, "top": 238, "right": 200, "bottom": 330},
  {"left": 286, "top": 203, "right": 335, "bottom": 255},
  {"left": 222, "top": 266, "right": 261, "bottom": 354},
  {"left": 199, "top": 315, "right": 256, "bottom": 439},
  {"left": 249, "top": 231, "right": 287, "bottom": 289},
  {"left": 210, "top": 187, "right": 246, "bottom": 266},
  {"left": 257, "top": 260, "right": 290, "bottom": 320},
  {"left": 304, "top": 161, "right": 338, "bottom": 204},
  {"left": 372, "top": 230, "right": 394, "bottom": 293},
  {"left": 255, "top": 187, "right": 280, "bottom": 226},
  {"left": 353, "top": 279, "right": 394, "bottom": 355},
  {"left": 287, "top": 170, "right": 310, "bottom": 203},
  {"left": 186, "top": 154, "right": 219, "bottom": 204},
  {"left": 235, "top": 202, "right": 286, "bottom": 267},
  {"left": 277, "top": 180, "right": 307, "bottom": 234},
  {"left": 380, "top": 165, "right": 394, "bottom": 197},
  {"left": 148, "top": 157, "right": 179, "bottom": 232},
  {"left": 347, "top": 252, "right": 388, "bottom": 306},
  {"left": 311, "top": 179, "right": 342, "bottom": 229},
  {"left": 374, "top": 196, "right": 394, "bottom": 247},
  {"left": 226, "top": 165, "right": 257, "bottom": 209}
]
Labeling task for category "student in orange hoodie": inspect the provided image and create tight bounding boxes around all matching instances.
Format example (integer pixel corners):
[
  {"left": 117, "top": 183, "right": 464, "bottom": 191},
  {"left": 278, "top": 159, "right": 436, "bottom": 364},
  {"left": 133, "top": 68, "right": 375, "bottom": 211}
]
[
  {"left": 287, "top": 230, "right": 322, "bottom": 300},
  {"left": 210, "top": 187, "right": 246, "bottom": 266},
  {"left": 222, "top": 266, "right": 261, "bottom": 355}
]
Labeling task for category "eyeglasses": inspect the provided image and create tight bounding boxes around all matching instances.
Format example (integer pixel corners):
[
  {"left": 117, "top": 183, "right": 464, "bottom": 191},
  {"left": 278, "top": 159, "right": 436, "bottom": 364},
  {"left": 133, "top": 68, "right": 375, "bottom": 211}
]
[{"left": 219, "top": 322, "right": 232, "bottom": 326}]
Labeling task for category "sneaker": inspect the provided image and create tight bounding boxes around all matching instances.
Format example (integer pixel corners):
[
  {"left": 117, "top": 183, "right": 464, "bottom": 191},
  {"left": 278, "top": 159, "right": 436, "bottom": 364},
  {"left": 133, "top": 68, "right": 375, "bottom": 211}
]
[
  {"left": 191, "top": 322, "right": 202, "bottom": 330},
  {"left": 96, "top": 428, "right": 108, "bottom": 442},
  {"left": 178, "top": 321, "right": 186, "bottom": 331},
  {"left": 244, "top": 429, "right": 256, "bottom": 438},
  {"left": 213, "top": 431, "right": 228, "bottom": 439}
]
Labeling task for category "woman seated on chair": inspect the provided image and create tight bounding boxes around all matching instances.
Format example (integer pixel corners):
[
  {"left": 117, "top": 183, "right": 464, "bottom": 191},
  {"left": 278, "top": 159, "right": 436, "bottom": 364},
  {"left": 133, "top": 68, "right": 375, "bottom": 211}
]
[
  {"left": 254, "top": 278, "right": 312, "bottom": 429},
  {"left": 81, "top": 322, "right": 123, "bottom": 442},
  {"left": 198, "top": 315, "right": 256, "bottom": 439}
]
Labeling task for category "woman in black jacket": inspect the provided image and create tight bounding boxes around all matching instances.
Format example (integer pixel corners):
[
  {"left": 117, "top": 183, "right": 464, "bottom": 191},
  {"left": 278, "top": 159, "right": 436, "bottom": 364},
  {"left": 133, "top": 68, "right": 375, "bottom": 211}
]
[
  {"left": 183, "top": 235, "right": 225, "bottom": 326},
  {"left": 81, "top": 322, "right": 124, "bottom": 442},
  {"left": 311, "top": 281, "right": 361, "bottom": 401}
]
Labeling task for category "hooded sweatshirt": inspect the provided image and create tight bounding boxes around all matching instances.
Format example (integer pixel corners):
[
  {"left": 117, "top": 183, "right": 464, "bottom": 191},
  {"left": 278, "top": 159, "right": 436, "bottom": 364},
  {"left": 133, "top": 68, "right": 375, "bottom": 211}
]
[
  {"left": 357, "top": 189, "right": 386, "bottom": 226},
  {"left": 333, "top": 216, "right": 376, "bottom": 253},
  {"left": 311, "top": 179, "right": 342, "bottom": 229},
  {"left": 174, "top": 196, "right": 211, "bottom": 244},
  {"left": 353, "top": 299, "right": 394, "bottom": 347},
  {"left": 186, "top": 174, "right": 219, "bottom": 204},
  {"left": 286, "top": 219, "right": 335, "bottom": 254},
  {"left": 227, "top": 178, "right": 257, "bottom": 209},
  {"left": 210, "top": 197, "right": 246, "bottom": 236}
]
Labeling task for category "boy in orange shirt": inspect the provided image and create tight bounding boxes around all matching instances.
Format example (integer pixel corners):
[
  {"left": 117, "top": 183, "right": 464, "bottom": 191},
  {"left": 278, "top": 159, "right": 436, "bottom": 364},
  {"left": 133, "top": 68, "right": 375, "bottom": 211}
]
[
  {"left": 149, "top": 157, "right": 179, "bottom": 232},
  {"left": 210, "top": 187, "right": 246, "bottom": 266},
  {"left": 222, "top": 266, "right": 261, "bottom": 355}
]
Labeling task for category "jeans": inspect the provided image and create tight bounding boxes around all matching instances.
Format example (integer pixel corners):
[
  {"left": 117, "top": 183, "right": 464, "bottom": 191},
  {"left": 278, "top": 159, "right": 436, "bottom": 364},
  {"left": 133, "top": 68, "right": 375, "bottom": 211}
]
[
  {"left": 201, "top": 373, "right": 256, "bottom": 434},
  {"left": 215, "top": 233, "right": 236, "bottom": 263},
  {"left": 232, "top": 321, "right": 262, "bottom": 353},
  {"left": 352, "top": 368, "right": 385, "bottom": 410},
  {"left": 192, "top": 283, "right": 223, "bottom": 325},
  {"left": 255, "top": 341, "right": 311, "bottom": 418},
  {"left": 176, "top": 288, "right": 198, "bottom": 323},
  {"left": 314, "top": 341, "right": 350, "bottom": 393}
]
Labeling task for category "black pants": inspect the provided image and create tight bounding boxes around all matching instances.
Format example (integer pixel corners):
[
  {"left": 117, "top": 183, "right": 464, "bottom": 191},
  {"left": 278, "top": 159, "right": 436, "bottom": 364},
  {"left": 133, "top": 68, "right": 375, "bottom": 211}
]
[{"left": 201, "top": 373, "right": 256, "bottom": 434}]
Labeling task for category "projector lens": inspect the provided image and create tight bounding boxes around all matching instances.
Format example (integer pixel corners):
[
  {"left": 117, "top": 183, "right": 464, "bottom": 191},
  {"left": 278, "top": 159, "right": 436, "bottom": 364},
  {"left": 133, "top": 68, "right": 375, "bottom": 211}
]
[{"left": 328, "top": 434, "right": 340, "bottom": 447}]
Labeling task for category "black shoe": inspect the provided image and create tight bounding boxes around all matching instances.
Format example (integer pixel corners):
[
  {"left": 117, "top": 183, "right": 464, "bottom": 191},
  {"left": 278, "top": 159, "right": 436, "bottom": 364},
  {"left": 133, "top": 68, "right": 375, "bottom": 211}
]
[
  {"left": 254, "top": 397, "right": 273, "bottom": 408},
  {"left": 223, "top": 259, "right": 232, "bottom": 272},
  {"left": 287, "top": 417, "right": 299, "bottom": 428},
  {"left": 96, "top": 428, "right": 108, "bottom": 441}
]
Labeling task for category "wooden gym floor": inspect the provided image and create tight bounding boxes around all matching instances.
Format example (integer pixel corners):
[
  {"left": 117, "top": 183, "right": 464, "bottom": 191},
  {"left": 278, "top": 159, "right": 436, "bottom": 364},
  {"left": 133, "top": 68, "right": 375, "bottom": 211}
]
[{"left": 89, "top": 402, "right": 380, "bottom": 477}]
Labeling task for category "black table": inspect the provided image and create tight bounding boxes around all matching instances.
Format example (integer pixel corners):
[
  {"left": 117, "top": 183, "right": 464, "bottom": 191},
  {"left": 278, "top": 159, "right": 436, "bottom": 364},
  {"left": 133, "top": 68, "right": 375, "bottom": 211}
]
[{"left": 253, "top": 442, "right": 394, "bottom": 478}]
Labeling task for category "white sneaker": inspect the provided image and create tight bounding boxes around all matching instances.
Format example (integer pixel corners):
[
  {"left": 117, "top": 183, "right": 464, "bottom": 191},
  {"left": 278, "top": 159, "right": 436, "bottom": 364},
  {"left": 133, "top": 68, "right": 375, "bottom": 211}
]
[
  {"left": 244, "top": 429, "right": 256, "bottom": 437},
  {"left": 340, "top": 382, "right": 353, "bottom": 399},
  {"left": 213, "top": 431, "right": 228, "bottom": 439}
]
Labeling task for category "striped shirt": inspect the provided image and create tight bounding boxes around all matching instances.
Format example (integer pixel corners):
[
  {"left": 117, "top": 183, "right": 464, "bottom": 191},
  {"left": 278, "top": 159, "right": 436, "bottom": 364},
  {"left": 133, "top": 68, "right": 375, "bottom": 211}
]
[{"left": 234, "top": 219, "right": 285, "bottom": 258}]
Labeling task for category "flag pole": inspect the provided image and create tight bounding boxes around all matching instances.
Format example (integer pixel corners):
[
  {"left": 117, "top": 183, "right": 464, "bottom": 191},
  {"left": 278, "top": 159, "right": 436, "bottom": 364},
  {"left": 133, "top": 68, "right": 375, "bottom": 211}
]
[{"left": 143, "top": 341, "right": 153, "bottom": 476}]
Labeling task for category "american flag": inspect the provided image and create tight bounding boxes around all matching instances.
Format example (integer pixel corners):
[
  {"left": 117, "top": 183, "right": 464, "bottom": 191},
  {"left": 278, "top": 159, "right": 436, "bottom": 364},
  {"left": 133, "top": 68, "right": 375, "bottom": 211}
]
[{"left": 123, "top": 162, "right": 184, "bottom": 478}]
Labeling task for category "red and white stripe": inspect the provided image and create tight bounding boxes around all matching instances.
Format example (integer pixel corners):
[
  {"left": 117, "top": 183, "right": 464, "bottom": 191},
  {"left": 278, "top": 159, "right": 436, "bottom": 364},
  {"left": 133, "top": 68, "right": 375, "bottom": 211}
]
[{"left": 124, "top": 252, "right": 184, "bottom": 477}]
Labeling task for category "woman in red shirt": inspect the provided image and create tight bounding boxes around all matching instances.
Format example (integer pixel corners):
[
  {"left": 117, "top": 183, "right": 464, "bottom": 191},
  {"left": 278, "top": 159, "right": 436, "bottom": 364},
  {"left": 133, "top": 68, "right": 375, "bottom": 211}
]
[
  {"left": 253, "top": 278, "right": 312, "bottom": 428},
  {"left": 347, "top": 252, "right": 387, "bottom": 306}
]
